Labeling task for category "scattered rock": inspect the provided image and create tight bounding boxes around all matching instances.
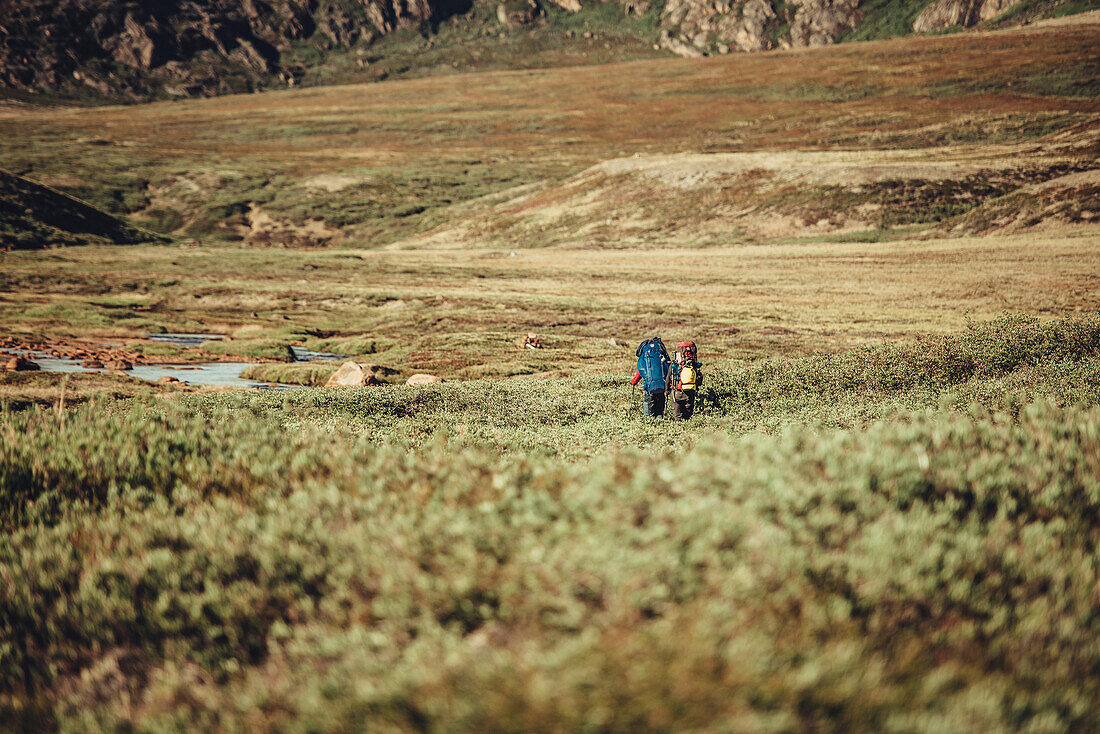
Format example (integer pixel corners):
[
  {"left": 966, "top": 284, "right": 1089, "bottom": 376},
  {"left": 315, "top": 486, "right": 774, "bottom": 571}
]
[
  {"left": 608, "top": 337, "right": 629, "bottom": 348},
  {"left": 5, "top": 356, "right": 39, "bottom": 371},
  {"left": 406, "top": 373, "right": 443, "bottom": 385},
  {"left": 659, "top": 31, "right": 706, "bottom": 58}
]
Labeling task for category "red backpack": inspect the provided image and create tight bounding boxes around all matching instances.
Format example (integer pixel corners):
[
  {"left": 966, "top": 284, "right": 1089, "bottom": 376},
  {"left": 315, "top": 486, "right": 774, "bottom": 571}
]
[{"left": 676, "top": 341, "right": 697, "bottom": 363}]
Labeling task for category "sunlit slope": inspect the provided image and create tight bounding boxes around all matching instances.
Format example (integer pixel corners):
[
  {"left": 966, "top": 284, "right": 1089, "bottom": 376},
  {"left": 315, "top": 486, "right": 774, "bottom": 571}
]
[
  {"left": 400, "top": 142, "right": 1098, "bottom": 248},
  {"left": 0, "top": 18, "right": 1096, "bottom": 247}
]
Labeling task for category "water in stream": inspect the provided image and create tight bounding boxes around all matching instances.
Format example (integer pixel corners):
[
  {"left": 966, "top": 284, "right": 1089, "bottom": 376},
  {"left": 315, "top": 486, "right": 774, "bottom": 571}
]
[
  {"left": 5, "top": 333, "right": 347, "bottom": 389},
  {"left": 5, "top": 351, "right": 299, "bottom": 389}
]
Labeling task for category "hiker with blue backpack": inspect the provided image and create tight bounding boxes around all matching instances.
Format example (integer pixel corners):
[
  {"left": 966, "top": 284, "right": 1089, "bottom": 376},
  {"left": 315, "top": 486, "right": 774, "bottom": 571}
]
[
  {"left": 632, "top": 337, "right": 703, "bottom": 419},
  {"left": 632, "top": 337, "right": 672, "bottom": 418}
]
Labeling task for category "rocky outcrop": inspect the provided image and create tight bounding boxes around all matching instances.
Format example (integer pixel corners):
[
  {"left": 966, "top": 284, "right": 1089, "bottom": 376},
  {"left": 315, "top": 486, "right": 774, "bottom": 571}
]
[
  {"left": 660, "top": 0, "right": 862, "bottom": 57},
  {"left": 913, "top": 0, "right": 1025, "bottom": 32},
  {"left": 0, "top": 0, "right": 456, "bottom": 99},
  {"left": 789, "top": 0, "right": 862, "bottom": 48},
  {"left": 0, "top": 0, "right": 1061, "bottom": 101}
]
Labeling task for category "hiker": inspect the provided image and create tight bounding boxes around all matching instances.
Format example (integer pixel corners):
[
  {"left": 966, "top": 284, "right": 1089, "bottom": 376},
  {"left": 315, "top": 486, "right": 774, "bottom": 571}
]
[
  {"left": 666, "top": 341, "right": 702, "bottom": 421},
  {"left": 524, "top": 332, "right": 543, "bottom": 349},
  {"left": 632, "top": 336, "right": 672, "bottom": 418}
]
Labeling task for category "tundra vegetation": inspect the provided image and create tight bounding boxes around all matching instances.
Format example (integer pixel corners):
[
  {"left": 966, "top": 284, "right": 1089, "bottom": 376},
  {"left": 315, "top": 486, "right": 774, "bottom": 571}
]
[
  {"left": 2, "top": 10, "right": 1100, "bottom": 733},
  {"left": 4, "top": 315, "right": 1100, "bottom": 731}
]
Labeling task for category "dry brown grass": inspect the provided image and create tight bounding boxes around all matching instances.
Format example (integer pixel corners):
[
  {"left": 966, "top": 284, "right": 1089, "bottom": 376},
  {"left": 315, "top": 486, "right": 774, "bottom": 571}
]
[
  {"left": 0, "top": 19, "right": 1097, "bottom": 383},
  {"left": 0, "top": 18, "right": 1096, "bottom": 246},
  {"left": 2, "top": 229, "right": 1097, "bottom": 383}
]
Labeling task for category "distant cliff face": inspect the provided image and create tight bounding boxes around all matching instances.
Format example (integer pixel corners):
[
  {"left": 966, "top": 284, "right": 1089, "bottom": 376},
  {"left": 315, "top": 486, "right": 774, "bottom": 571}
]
[
  {"left": 659, "top": 0, "right": 863, "bottom": 57},
  {"left": 655, "top": 0, "right": 1028, "bottom": 58},
  {"left": 912, "top": 0, "right": 1023, "bottom": 33},
  {"left": 0, "top": 0, "right": 463, "bottom": 99},
  {"left": 0, "top": 0, "right": 1035, "bottom": 100}
]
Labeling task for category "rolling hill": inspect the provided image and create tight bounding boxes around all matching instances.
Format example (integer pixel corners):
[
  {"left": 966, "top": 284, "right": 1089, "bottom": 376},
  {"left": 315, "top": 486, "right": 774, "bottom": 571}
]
[{"left": 0, "top": 168, "right": 163, "bottom": 249}]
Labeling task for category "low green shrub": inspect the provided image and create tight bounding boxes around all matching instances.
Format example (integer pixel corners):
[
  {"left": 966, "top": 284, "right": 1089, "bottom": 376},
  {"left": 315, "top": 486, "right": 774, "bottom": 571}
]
[
  {"left": 2, "top": 402, "right": 1099, "bottom": 730},
  {"left": 2, "top": 315, "right": 1100, "bottom": 730},
  {"left": 700, "top": 313, "right": 1100, "bottom": 413}
]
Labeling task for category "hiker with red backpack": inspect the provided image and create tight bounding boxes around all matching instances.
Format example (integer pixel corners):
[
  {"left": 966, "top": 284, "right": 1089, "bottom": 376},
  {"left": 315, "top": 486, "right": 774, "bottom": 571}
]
[
  {"left": 632, "top": 336, "right": 672, "bottom": 418},
  {"left": 666, "top": 341, "right": 702, "bottom": 421}
]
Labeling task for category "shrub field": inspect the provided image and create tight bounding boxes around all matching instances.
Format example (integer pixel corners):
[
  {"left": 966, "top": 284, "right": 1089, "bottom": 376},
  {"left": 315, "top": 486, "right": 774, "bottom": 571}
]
[{"left": 3, "top": 315, "right": 1100, "bottom": 731}]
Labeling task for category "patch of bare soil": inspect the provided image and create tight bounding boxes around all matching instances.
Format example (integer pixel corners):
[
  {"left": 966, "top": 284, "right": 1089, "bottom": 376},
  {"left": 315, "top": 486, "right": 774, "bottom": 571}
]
[{"left": 241, "top": 204, "right": 340, "bottom": 247}]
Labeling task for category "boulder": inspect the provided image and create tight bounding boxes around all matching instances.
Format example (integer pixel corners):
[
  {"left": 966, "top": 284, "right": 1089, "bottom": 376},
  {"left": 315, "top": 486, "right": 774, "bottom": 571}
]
[
  {"left": 81, "top": 358, "right": 105, "bottom": 368},
  {"left": 5, "top": 356, "right": 39, "bottom": 371},
  {"left": 105, "top": 359, "right": 133, "bottom": 370},
  {"left": 406, "top": 373, "right": 443, "bottom": 385},
  {"left": 324, "top": 361, "right": 386, "bottom": 387},
  {"left": 158, "top": 375, "right": 180, "bottom": 383},
  {"left": 325, "top": 360, "right": 366, "bottom": 386}
]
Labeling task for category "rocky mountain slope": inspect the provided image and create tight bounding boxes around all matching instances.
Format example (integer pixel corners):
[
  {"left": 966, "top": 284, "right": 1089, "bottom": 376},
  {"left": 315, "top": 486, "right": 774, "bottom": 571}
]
[
  {"left": 1, "top": 0, "right": 1093, "bottom": 101},
  {"left": 0, "top": 169, "right": 163, "bottom": 249},
  {"left": 0, "top": 0, "right": 460, "bottom": 100}
]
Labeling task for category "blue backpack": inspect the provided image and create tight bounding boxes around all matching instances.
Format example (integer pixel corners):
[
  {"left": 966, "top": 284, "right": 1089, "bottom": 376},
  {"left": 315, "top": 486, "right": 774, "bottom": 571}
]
[{"left": 636, "top": 337, "right": 671, "bottom": 391}]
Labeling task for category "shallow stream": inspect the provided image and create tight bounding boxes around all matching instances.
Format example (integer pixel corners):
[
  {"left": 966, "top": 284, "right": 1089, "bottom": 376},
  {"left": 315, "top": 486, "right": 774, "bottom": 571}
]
[
  {"left": 4, "top": 333, "right": 349, "bottom": 389},
  {"left": 5, "top": 350, "right": 299, "bottom": 389}
]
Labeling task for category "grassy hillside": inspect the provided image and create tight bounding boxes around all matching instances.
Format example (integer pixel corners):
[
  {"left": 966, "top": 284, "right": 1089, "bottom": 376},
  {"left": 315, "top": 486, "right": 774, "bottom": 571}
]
[
  {"left": 0, "top": 169, "right": 164, "bottom": 250},
  {"left": 837, "top": 0, "right": 936, "bottom": 42},
  {"left": 0, "top": 18, "right": 1096, "bottom": 248},
  {"left": 3, "top": 315, "right": 1100, "bottom": 730}
]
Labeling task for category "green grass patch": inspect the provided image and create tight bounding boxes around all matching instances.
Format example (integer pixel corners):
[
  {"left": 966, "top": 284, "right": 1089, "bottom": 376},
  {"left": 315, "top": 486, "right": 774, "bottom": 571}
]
[
  {"left": 988, "top": 0, "right": 1100, "bottom": 26},
  {"left": 839, "top": 0, "right": 935, "bottom": 42}
]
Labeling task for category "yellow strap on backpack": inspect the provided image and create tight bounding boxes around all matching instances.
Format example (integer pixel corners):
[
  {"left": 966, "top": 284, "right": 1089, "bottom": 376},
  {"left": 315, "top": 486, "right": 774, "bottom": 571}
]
[{"left": 680, "top": 365, "right": 697, "bottom": 390}]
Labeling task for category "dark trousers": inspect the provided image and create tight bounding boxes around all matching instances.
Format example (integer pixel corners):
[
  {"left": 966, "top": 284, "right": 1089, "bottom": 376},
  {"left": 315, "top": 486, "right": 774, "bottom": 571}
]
[
  {"left": 670, "top": 389, "right": 696, "bottom": 421},
  {"left": 642, "top": 389, "right": 666, "bottom": 418}
]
